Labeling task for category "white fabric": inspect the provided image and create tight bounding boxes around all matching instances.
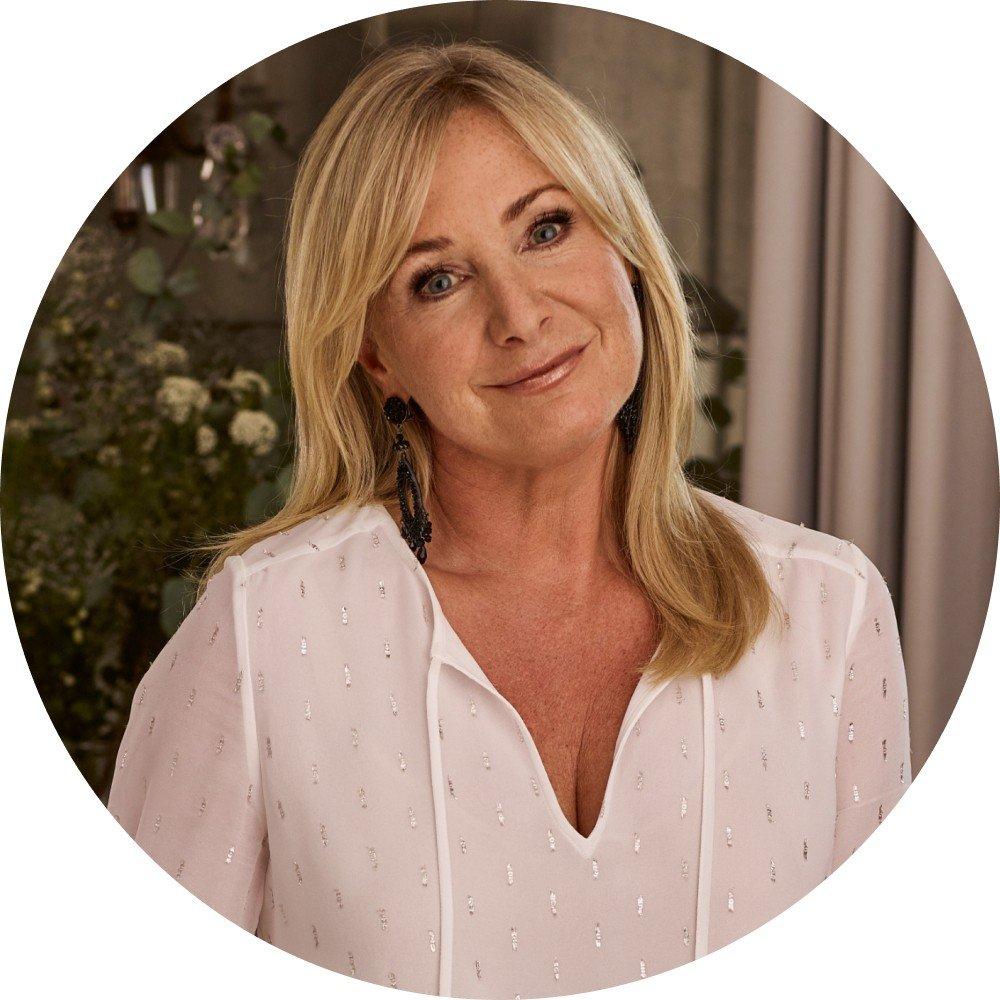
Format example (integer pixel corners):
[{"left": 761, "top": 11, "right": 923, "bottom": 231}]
[{"left": 107, "top": 488, "right": 913, "bottom": 996}]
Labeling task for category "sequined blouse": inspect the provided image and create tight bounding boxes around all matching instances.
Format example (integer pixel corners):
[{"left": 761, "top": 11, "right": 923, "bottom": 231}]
[{"left": 106, "top": 487, "right": 913, "bottom": 997}]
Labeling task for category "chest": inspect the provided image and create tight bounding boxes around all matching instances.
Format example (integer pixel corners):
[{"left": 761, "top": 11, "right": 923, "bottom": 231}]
[
  {"left": 246, "top": 536, "right": 848, "bottom": 992},
  {"left": 424, "top": 572, "right": 659, "bottom": 838},
  {"left": 493, "top": 652, "right": 645, "bottom": 839},
  {"left": 253, "top": 656, "right": 842, "bottom": 993}
]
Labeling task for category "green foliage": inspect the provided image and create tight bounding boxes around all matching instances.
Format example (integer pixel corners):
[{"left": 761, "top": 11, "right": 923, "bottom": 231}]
[
  {"left": 231, "top": 163, "right": 263, "bottom": 198},
  {"left": 1, "top": 107, "right": 291, "bottom": 800},
  {"left": 166, "top": 266, "right": 199, "bottom": 297},
  {"left": 159, "top": 575, "right": 197, "bottom": 636},
  {"left": 148, "top": 209, "right": 195, "bottom": 238},
  {"left": 125, "top": 247, "right": 164, "bottom": 295},
  {"left": 699, "top": 393, "right": 732, "bottom": 430},
  {"left": 244, "top": 474, "right": 289, "bottom": 524},
  {"left": 720, "top": 346, "right": 745, "bottom": 383},
  {"left": 681, "top": 273, "right": 747, "bottom": 501},
  {"left": 242, "top": 110, "right": 280, "bottom": 144}
]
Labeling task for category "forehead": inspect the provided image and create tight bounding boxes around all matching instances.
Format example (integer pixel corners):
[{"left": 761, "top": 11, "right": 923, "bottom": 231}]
[{"left": 416, "top": 106, "right": 557, "bottom": 228}]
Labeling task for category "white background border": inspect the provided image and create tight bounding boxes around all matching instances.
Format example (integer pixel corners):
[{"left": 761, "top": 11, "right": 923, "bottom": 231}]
[{"left": 1, "top": 2, "right": 996, "bottom": 996}]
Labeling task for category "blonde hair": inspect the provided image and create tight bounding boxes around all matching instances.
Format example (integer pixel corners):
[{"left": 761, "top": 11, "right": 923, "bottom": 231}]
[{"left": 192, "top": 39, "right": 783, "bottom": 682}]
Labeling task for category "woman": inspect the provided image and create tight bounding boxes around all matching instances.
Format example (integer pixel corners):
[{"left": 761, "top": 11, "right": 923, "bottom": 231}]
[{"left": 107, "top": 41, "right": 912, "bottom": 998}]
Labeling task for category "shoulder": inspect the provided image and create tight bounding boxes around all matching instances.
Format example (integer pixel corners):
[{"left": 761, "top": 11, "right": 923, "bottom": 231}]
[
  {"left": 236, "top": 502, "right": 391, "bottom": 579},
  {"left": 695, "top": 487, "right": 888, "bottom": 656},
  {"left": 228, "top": 501, "right": 432, "bottom": 661},
  {"left": 693, "top": 485, "right": 871, "bottom": 585}
]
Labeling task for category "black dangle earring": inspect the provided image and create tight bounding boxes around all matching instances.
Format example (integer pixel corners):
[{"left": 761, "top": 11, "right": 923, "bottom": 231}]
[
  {"left": 383, "top": 395, "right": 433, "bottom": 564},
  {"left": 616, "top": 280, "right": 645, "bottom": 454}
]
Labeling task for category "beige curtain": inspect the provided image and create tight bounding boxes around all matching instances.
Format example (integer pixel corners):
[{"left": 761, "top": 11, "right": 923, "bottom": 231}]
[{"left": 743, "top": 78, "right": 999, "bottom": 775}]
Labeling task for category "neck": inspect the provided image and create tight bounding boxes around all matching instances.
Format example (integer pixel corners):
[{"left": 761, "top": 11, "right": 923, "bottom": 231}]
[{"left": 415, "top": 426, "right": 624, "bottom": 589}]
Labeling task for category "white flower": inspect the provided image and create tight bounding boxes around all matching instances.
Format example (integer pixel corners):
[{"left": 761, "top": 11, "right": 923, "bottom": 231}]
[
  {"left": 138, "top": 341, "right": 189, "bottom": 371},
  {"left": 5, "top": 418, "right": 33, "bottom": 441},
  {"left": 155, "top": 375, "right": 210, "bottom": 424},
  {"left": 21, "top": 566, "right": 43, "bottom": 598},
  {"left": 35, "top": 371, "right": 55, "bottom": 404},
  {"left": 221, "top": 367, "right": 271, "bottom": 401},
  {"left": 228, "top": 409, "right": 278, "bottom": 456},
  {"left": 195, "top": 424, "right": 217, "bottom": 455},
  {"left": 96, "top": 444, "right": 122, "bottom": 467}
]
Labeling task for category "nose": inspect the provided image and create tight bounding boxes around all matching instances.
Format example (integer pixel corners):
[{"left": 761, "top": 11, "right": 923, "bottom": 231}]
[{"left": 482, "top": 260, "right": 552, "bottom": 346}]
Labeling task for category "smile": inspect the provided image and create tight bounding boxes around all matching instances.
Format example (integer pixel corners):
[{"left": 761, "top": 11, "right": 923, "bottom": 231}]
[{"left": 490, "top": 342, "right": 588, "bottom": 394}]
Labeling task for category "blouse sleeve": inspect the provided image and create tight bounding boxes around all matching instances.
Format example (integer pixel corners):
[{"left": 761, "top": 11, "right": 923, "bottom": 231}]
[
  {"left": 831, "top": 549, "right": 914, "bottom": 872},
  {"left": 106, "top": 554, "right": 268, "bottom": 932}
]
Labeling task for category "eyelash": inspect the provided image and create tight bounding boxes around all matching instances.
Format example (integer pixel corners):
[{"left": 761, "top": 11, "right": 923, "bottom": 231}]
[{"left": 409, "top": 206, "right": 577, "bottom": 301}]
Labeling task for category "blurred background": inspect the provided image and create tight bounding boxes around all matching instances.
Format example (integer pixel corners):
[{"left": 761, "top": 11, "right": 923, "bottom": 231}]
[{"left": 1, "top": 2, "right": 995, "bottom": 803}]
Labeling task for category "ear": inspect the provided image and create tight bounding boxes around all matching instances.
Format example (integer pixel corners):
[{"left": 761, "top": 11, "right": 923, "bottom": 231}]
[
  {"left": 623, "top": 257, "right": 639, "bottom": 287},
  {"left": 356, "top": 335, "right": 385, "bottom": 381},
  {"left": 357, "top": 336, "right": 404, "bottom": 400}
]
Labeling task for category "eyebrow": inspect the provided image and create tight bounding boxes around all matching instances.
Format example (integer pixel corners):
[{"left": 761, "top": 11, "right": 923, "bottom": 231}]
[{"left": 401, "top": 183, "right": 569, "bottom": 263}]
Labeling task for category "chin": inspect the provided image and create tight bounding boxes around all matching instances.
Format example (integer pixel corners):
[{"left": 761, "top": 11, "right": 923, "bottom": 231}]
[{"left": 490, "top": 415, "right": 613, "bottom": 468}]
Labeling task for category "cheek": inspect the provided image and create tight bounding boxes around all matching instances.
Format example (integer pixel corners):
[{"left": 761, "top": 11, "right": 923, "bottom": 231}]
[
  {"left": 393, "top": 327, "right": 480, "bottom": 414},
  {"left": 571, "top": 238, "right": 634, "bottom": 311},
  {"left": 574, "top": 255, "right": 642, "bottom": 368}
]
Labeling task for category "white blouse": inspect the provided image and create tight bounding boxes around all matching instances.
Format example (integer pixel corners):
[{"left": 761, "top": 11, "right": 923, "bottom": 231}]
[{"left": 107, "top": 487, "right": 913, "bottom": 997}]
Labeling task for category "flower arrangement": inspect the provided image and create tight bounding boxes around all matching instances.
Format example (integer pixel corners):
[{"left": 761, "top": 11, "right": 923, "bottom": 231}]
[{"left": 1, "top": 107, "right": 292, "bottom": 798}]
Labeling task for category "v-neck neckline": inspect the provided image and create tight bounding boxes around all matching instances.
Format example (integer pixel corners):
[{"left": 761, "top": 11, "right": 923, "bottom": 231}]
[{"left": 372, "top": 502, "right": 675, "bottom": 856}]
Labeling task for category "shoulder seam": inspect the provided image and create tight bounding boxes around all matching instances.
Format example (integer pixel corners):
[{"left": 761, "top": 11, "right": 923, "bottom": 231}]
[
  {"left": 231, "top": 554, "right": 263, "bottom": 798},
  {"left": 844, "top": 550, "right": 874, "bottom": 656},
  {"left": 754, "top": 540, "right": 864, "bottom": 579},
  {"left": 240, "top": 509, "right": 384, "bottom": 578},
  {"left": 703, "top": 491, "right": 864, "bottom": 578}
]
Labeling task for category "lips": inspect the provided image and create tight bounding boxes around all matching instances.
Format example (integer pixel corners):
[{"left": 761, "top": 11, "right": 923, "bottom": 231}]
[{"left": 493, "top": 344, "right": 587, "bottom": 387}]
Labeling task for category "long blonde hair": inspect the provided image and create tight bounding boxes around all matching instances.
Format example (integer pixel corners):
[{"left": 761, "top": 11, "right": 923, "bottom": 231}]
[{"left": 192, "top": 39, "right": 783, "bottom": 682}]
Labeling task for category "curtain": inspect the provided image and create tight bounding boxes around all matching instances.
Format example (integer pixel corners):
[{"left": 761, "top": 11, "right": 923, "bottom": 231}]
[{"left": 743, "top": 78, "right": 999, "bottom": 774}]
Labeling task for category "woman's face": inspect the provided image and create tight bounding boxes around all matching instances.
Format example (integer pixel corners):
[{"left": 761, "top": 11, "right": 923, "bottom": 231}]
[{"left": 361, "top": 104, "right": 643, "bottom": 470}]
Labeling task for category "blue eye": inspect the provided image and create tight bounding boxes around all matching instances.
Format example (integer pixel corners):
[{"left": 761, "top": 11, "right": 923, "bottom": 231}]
[
  {"left": 410, "top": 205, "right": 577, "bottom": 301},
  {"left": 532, "top": 222, "right": 560, "bottom": 244},
  {"left": 425, "top": 273, "right": 454, "bottom": 295},
  {"left": 528, "top": 207, "right": 575, "bottom": 247}
]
